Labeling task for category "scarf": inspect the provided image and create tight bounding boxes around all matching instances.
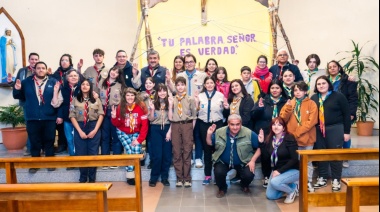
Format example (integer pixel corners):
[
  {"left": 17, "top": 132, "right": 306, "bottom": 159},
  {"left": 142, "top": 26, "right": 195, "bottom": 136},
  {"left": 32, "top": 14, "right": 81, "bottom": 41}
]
[
  {"left": 205, "top": 90, "right": 216, "bottom": 122},
  {"left": 270, "top": 95, "right": 282, "bottom": 119},
  {"left": 160, "top": 102, "right": 166, "bottom": 130},
  {"left": 104, "top": 80, "right": 116, "bottom": 111},
  {"left": 230, "top": 96, "right": 242, "bottom": 114},
  {"left": 69, "top": 84, "right": 77, "bottom": 105},
  {"left": 176, "top": 92, "right": 186, "bottom": 118},
  {"left": 228, "top": 133, "right": 238, "bottom": 168},
  {"left": 94, "top": 64, "right": 105, "bottom": 87},
  {"left": 148, "top": 65, "right": 159, "bottom": 77},
  {"left": 126, "top": 103, "right": 136, "bottom": 132},
  {"left": 283, "top": 83, "right": 292, "bottom": 98},
  {"left": 57, "top": 66, "right": 72, "bottom": 85},
  {"left": 185, "top": 70, "right": 196, "bottom": 96},
  {"left": 318, "top": 91, "right": 332, "bottom": 137},
  {"left": 83, "top": 97, "right": 90, "bottom": 126},
  {"left": 271, "top": 132, "right": 285, "bottom": 167},
  {"left": 33, "top": 76, "right": 48, "bottom": 105},
  {"left": 254, "top": 66, "right": 269, "bottom": 77},
  {"left": 294, "top": 96, "right": 306, "bottom": 126},
  {"left": 306, "top": 69, "right": 317, "bottom": 95},
  {"left": 329, "top": 73, "right": 341, "bottom": 84}
]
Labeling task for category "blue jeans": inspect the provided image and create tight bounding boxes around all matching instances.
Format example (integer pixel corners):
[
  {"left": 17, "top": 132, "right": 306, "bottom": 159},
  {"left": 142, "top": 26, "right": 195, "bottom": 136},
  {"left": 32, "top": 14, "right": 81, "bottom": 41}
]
[
  {"left": 194, "top": 120, "right": 203, "bottom": 160},
  {"left": 149, "top": 124, "right": 172, "bottom": 182},
  {"left": 101, "top": 109, "right": 123, "bottom": 155},
  {"left": 64, "top": 121, "right": 75, "bottom": 156},
  {"left": 266, "top": 169, "right": 299, "bottom": 200},
  {"left": 343, "top": 139, "right": 351, "bottom": 149}
]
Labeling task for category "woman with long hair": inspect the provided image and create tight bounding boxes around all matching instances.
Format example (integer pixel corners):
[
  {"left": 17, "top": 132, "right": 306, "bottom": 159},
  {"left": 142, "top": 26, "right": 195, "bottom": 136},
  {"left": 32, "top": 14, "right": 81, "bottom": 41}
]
[
  {"left": 204, "top": 58, "right": 218, "bottom": 77},
  {"left": 111, "top": 87, "right": 149, "bottom": 185},
  {"left": 99, "top": 66, "right": 124, "bottom": 162},
  {"left": 147, "top": 84, "right": 173, "bottom": 187},
  {"left": 214, "top": 66, "right": 230, "bottom": 99},
  {"left": 258, "top": 117, "right": 299, "bottom": 204},
  {"left": 251, "top": 79, "right": 288, "bottom": 187},
  {"left": 70, "top": 79, "right": 104, "bottom": 182}
]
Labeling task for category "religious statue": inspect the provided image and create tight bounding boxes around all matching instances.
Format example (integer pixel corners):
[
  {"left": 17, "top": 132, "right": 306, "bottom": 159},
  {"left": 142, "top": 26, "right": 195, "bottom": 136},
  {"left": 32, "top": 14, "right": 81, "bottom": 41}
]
[{"left": 0, "top": 28, "right": 17, "bottom": 82}]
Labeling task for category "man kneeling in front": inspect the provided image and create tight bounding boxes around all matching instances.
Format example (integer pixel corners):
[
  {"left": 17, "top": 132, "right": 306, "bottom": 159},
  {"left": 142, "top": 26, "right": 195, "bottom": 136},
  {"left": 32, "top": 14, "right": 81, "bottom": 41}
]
[{"left": 206, "top": 114, "right": 261, "bottom": 198}]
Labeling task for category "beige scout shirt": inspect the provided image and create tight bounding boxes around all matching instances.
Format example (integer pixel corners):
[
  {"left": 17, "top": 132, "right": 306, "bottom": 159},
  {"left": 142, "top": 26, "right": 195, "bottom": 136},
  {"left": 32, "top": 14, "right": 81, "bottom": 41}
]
[
  {"left": 171, "top": 95, "right": 197, "bottom": 122},
  {"left": 98, "top": 79, "right": 122, "bottom": 108},
  {"left": 69, "top": 98, "right": 104, "bottom": 122},
  {"left": 176, "top": 70, "right": 207, "bottom": 97},
  {"left": 149, "top": 108, "right": 170, "bottom": 125},
  {"left": 197, "top": 91, "right": 224, "bottom": 123},
  {"left": 83, "top": 65, "right": 109, "bottom": 94}
]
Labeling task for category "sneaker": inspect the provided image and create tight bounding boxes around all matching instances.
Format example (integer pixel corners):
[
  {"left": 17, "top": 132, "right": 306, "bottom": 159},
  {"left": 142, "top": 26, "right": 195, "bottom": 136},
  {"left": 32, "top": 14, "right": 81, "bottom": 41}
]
[
  {"left": 202, "top": 176, "right": 211, "bottom": 185},
  {"left": 47, "top": 168, "right": 56, "bottom": 171},
  {"left": 230, "top": 176, "right": 241, "bottom": 184},
  {"left": 161, "top": 179, "right": 170, "bottom": 186},
  {"left": 332, "top": 179, "right": 341, "bottom": 192},
  {"left": 176, "top": 180, "right": 183, "bottom": 187},
  {"left": 263, "top": 177, "right": 269, "bottom": 188},
  {"left": 343, "top": 161, "right": 349, "bottom": 168},
  {"left": 147, "top": 162, "right": 152, "bottom": 169},
  {"left": 195, "top": 159, "right": 203, "bottom": 168},
  {"left": 191, "top": 160, "right": 194, "bottom": 166},
  {"left": 127, "top": 178, "right": 135, "bottom": 185},
  {"left": 216, "top": 190, "right": 226, "bottom": 198},
  {"left": 149, "top": 181, "right": 156, "bottom": 187},
  {"left": 23, "top": 150, "right": 31, "bottom": 156},
  {"left": 308, "top": 181, "right": 315, "bottom": 192},
  {"left": 284, "top": 187, "right": 298, "bottom": 204},
  {"left": 102, "top": 166, "right": 109, "bottom": 170},
  {"left": 184, "top": 181, "right": 192, "bottom": 188},
  {"left": 241, "top": 187, "right": 251, "bottom": 195},
  {"left": 313, "top": 177, "right": 327, "bottom": 189},
  {"left": 109, "top": 166, "right": 118, "bottom": 169},
  {"left": 28, "top": 168, "right": 39, "bottom": 174}
]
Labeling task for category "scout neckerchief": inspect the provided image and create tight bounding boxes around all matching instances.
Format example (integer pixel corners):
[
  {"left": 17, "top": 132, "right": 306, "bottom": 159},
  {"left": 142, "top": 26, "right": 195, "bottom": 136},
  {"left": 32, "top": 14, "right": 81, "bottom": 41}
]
[
  {"left": 148, "top": 65, "right": 159, "bottom": 77},
  {"left": 318, "top": 91, "right": 332, "bottom": 137},
  {"left": 160, "top": 101, "right": 166, "bottom": 130},
  {"left": 185, "top": 70, "right": 196, "bottom": 96},
  {"left": 94, "top": 64, "right": 105, "bottom": 87},
  {"left": 83, "top": 97, "right": 90, "bottom": 127},
  {"left": 104, "top": 80, "right": 116, "bottom": 111},
  {"left": 69, "top": 84, "right": 77, "bottom": 105},
  {"left": 329, "top": 73, "right": 341, "bottom": 84},
  {"left": 146, "top": 89, "right": 155, "bottom": 101},
  {"left": 271, "top": 95, "right": 282, "bottom": 119},
  {"left": 205, "top": 90, "right": 216, "bottom": 122},
  {"left": 126, "top": 103, "right": 136, "bottom": 132},
  {"left": 294, "top": 96, "right": 306, "bottom": 126},
  {"left": 307, "top": 68, "right": 317, "bottom": 95},
  {"left": 230, "top": 95, "right": 242, "bottom": 114},
  {"left": 228, "top": 132, "right": 238, "bottom": 168},
  {"left": 33, "top": 75, "right": 48, "bottom": 105},
  {"left": 176, "top": 92, "right": 186, "bottom": 118},
  {"left": 271, "top": 132, "right": 285, "bottom": 167},
  {"left": 283, "top": 83, "right": 292, "bottom": 98}
]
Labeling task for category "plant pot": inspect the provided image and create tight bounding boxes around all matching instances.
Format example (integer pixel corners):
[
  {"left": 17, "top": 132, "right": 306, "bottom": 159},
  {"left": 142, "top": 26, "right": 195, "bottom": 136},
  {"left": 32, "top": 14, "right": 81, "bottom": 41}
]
[
  {"left": 356, "top": 121, "right": 374, "bottom": 136},
  {"left": 1, "top": 127, "right": 27, "bottom": 151}
]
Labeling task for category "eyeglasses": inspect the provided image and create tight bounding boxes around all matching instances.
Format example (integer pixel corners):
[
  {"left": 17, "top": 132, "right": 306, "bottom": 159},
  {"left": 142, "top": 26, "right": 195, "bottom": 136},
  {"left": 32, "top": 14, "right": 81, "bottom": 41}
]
[
  {"left": 278, "top": 54, "right": 288, "bottom": 57},
  {"left": 185, "top": 61, "right": 195, "bottom": 65}
]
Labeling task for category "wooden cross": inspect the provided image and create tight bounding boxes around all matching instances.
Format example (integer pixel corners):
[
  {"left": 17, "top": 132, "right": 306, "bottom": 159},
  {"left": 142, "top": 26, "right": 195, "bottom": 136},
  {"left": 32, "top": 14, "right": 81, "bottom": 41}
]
[{"left": 201, "top": 0, "right": 207, "bottom": 25}]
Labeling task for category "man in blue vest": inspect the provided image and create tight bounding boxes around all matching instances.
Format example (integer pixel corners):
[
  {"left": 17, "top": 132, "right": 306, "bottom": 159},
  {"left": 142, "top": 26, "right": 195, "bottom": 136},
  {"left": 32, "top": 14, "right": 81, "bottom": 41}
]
[{"left": 206, "top": 114, "right": 260, "bottom": 198}]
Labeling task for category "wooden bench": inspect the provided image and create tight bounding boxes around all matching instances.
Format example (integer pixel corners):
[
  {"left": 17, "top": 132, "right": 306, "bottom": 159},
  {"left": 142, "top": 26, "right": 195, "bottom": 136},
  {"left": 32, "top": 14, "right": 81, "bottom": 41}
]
[
  {"left": 0, "top": 183, "right": 112, "bottom": 212},
  {"left": 0, "top": 155, "right": 143, "bottom": 212},
  {"left": 341, "top": 177, "right": 379, "bottom": 212},
  {"left": 297, "top": 148, "right": 379, "bottom": 212}
]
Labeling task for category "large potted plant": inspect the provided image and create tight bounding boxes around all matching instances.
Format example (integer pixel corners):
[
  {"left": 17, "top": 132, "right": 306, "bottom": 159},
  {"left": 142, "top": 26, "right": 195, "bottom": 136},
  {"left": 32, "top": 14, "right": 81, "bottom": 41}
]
[
  {"left": 0, "top": 104, "right": 27, "bottom": 151},
  {"left": 338, "top": 40, "right": 379, "bottom": 136}
]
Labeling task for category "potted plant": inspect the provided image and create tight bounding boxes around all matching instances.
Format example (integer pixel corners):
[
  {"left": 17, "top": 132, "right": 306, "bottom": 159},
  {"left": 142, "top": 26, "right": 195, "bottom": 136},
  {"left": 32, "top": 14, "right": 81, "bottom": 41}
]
[
  {"left": 338, "top": 40, "right": 379, "bottom": 136},
  {"left": 0, "top": 104, "right": 27, "bottom": 151}
]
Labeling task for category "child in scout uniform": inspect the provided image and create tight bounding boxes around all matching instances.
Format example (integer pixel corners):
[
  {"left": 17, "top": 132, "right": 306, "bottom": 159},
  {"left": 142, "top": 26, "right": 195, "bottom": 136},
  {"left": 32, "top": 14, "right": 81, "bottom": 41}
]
[
  {"left": 70, "top": 79, "right": 104, "bottom": 183},
  {"left": 170, "top": 76, "right": 197, "bottom": 188}
]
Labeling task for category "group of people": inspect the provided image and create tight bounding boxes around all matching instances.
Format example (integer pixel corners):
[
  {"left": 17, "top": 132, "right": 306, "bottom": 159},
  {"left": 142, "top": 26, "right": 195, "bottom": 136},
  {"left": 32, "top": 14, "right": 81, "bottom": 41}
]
[{"left": 11, "top": 47, "right": 357, "bottom": 203}]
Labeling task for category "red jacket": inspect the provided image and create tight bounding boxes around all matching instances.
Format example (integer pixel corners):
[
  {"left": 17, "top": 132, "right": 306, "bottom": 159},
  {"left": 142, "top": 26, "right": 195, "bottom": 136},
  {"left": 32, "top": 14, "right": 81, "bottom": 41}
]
[
  {"left": 216, "top": 81, "right": 230, "bottom": 99},
  {"left": 111, "top": 104, "right": 148, "bottom": 143}
]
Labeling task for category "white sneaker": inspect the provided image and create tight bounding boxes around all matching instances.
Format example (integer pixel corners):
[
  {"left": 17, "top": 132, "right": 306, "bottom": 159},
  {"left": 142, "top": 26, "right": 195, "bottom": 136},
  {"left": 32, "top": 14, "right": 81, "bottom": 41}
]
[
  {"left": 332, "top": 179, "right": 341, "bottom": 192},
  {"left": 102, "top": 166, "right": 109, "bottom": 170},
  {"left": 308, "top": 181, "right": 315, "bottom": 192},
  {"left": 343, "top": 161, "right": 349, "bottom": 168},
  {"left": 263, "top": 177, "right": 269, "bottom": 188},
  {"left": 195, "top": 159, "right": 203, "bottom": 168},
  {"left": 191, "top": 159, "right": 194, "bottom": 166},
  {"left": 284, "top": 186, "right": 298, "bottom": 204},
  {"left": 313, "top": 177, "right": 327, "bottom": 189}
]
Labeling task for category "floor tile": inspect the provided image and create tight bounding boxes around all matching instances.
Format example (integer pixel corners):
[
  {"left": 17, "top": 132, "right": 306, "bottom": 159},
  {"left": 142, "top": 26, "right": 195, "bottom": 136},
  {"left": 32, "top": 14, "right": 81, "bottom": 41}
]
[{"left": 180, "top": 197, "right": 205, "bottom": 207}]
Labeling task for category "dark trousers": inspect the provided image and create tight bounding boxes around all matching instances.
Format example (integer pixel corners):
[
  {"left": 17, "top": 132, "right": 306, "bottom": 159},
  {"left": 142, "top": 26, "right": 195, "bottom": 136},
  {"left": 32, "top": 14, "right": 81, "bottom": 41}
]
[
  {"left": 56, "top": 122, "right": 67, "bottom": 149},
  {"left": 194, "top": 120, "right": 203, "bottom": 159},
  {"left": 26, "top": 120, "right": 56, "bottom": 157},
  {"left": 171, "top": 122, "right": 193, "bottom": 181},
  {"left": 261, "top": 155, "right": 272, "bottom": 178},
  {"left": 214, "top": 162, "right": 255, "bottom": 192},
  {"left": 314, "top": 124, "right": 344, "bottom": 180},
  {"left": 101, "top": 109, "right": 122, "bottom": 155},
  {"left": 74, "top": 121, "right": 101, "bottom": 182},
  {"left": 149, "top": 124, "right": 172, "bottom": 182},
  {"left": 198, "top": 119, "right": 223, "bottom": 176}
]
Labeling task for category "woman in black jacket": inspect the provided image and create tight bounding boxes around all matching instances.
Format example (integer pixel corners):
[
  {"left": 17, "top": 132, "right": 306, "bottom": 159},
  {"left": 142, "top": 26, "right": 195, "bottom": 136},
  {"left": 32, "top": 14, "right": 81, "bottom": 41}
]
[
  {"left": 224, "top": 79, "right": 254, "bottom": 129},
  {"left": 251, "top": 79, "right": 288, "bottom": 187},
  {"left": 258, "top": 117, "right": 299, "bottom": 204},
  {"left": 327, "top": 60, "right": 358, "bottom": 167}
]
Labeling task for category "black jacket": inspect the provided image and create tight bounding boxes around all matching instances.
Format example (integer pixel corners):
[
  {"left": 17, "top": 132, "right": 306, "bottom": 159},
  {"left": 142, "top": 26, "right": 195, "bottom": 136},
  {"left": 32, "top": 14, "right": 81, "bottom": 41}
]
[
  {"left": 224, "top": 95, "right": 254, "bottom": 129},
  {"left": 269, "top": 62, "right": 303, "bottom": 82},
  {"left": 259, "top": 134, "right": 299, "bottom": 173},
  {"left": 251, "top": 95, "right": 287, "bottom": 135},
  {"left": 337, "top": 73, "right": 358, "bottom": 121}
]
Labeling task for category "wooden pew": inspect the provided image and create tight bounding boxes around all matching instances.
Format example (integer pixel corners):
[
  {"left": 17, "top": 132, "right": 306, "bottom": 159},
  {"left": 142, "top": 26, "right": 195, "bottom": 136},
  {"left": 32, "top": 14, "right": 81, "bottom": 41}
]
[
  {"left": 0, "top": 183, "right": 112, "bottom": 212},
  {"left": 341, "top": 177, "right": 379, "bottom": 212},
  {"left": 0, "top": 155, "right": 143, "bottom": 212},
  {"left": 297, "top": 148, "right": 379, "bottom": 212}
]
